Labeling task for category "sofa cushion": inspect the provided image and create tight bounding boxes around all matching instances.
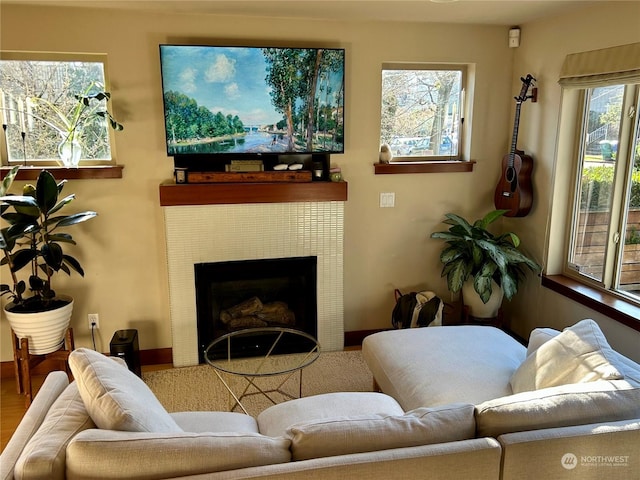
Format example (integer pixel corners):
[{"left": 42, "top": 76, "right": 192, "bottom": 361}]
[
  {"left": 170, "top": 411, "right": 259, "bottom": 433},
  {"left": 510, "top": 319, "right": 623, "bottom": 393},
  {"left": 287, "top": 403, "right": 476, "bottom": 461},
  {"left": 69, "top": 348, "right": 182, "bottom": 433},
  {"left": 610, "top": 349, "right": 640, "bottom": 387},
  {"left": 14, "top": 382, "right": 94, "bottom": 480},
  {"left": 66, "top": 430, "right": 291, "bottom": 478},
  {"left": 363, "top": 326, "right": 526, "bottom": 410},
  {"left": 475, "top": 379, "right": 640, "bottom": 437},
  {"left": 257, "top": 392, "right": 404, "bottom": 438}
]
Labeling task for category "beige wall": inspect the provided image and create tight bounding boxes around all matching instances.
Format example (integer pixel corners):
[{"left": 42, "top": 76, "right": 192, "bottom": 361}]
[
  {"left": 1, "top": 2, "right": 638, "bottom": 363},
  {"left": 508, "top": 2, "right": 640, "bottom": 361}
]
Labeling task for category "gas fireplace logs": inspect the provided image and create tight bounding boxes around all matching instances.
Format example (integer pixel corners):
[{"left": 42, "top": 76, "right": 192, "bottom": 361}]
[{"left": 220, "top": 297, "right": 295, "bottom": 330}]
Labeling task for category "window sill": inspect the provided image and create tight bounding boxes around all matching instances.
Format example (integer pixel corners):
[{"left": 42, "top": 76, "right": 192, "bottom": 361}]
[
  {"left": 541, "top": 274, "right": 640, "bottom": 332},
  {"left": 0, "top": 165, "right": 124, "bottom": 181},
  {"left": 374, "top": 160, "right": 475, "bottom": 174}
]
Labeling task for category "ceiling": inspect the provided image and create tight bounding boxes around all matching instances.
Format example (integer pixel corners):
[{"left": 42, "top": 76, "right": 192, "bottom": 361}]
[{"left": 2, "top": 0, "right": 617, "bottom": 26}]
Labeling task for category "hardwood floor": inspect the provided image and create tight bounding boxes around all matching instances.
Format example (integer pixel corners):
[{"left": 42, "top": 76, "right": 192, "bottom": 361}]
[{"left": 1, "top": 374, "right": 46, "bottom": 451}]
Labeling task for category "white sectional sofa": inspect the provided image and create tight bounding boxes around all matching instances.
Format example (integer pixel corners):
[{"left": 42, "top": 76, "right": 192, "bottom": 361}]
[
  {"left": 2, "top": 320, "right": 639, "bottom": 480},
  {"left": 363, "top": 320, "right": 640, "bottom": 479}
]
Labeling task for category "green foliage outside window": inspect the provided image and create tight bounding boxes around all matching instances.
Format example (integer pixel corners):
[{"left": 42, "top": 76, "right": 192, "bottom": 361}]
[
  {"left": 580, "top": 165, "right": 640, "bottom": 210},
  {"left": 626, "top": 226, "right": 640, "bottom": 245}
]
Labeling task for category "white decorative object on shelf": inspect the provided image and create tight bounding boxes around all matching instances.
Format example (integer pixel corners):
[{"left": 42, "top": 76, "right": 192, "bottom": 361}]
[
  {"left": 58, "top": 137, "right": 82, "bottom": 167},
  {"left": 379, "top": 144, "right": 393, "bottom": 163}
]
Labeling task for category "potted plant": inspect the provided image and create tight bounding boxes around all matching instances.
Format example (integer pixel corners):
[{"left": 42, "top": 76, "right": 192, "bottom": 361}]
[
  {"left": 25, "top": 81, "right": 123, "bottom": 167},
  {"left": 0, "top": 168, "right": 97, "bottom": 354},
  {"left": 430, "top": 209, "right": 541, "bottom": 318}
]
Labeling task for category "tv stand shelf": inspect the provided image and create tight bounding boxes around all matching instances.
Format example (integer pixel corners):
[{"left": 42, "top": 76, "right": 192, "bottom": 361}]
[{"left": 159, "top": 181, "right": 348, "bottom": 206}]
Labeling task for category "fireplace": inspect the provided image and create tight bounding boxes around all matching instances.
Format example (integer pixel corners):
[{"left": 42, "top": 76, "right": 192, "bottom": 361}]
[
  {"left": 162, "top": 200, "right": 345, "bottom": 367},
  {"left": 195, "top": 256, "right": 317, "bottom": 362}
]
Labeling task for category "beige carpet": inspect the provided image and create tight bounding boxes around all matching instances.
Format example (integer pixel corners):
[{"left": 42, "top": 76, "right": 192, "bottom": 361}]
[{"left": 143, "top": 350, "right": 373, "bottom": 416}]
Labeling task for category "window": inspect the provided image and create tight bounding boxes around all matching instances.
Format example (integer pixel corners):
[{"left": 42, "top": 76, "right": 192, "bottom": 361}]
[
  {"left": 0, "top": 51, "right": 118, "bottom": 167},
  {"left": 557, "top": 43, "right": 640, "bottom": 308},
  {"left": 380, "top": 64, "right": 466, "bottom": 161},
  {"left": 567, "top": 83, "right": 640, "bottom": 303}
]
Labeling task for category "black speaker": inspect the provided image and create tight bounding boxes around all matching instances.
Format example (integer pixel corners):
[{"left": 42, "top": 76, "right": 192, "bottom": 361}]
[{"left": 109, "top": 329, "right": 141, "bottom": 377}]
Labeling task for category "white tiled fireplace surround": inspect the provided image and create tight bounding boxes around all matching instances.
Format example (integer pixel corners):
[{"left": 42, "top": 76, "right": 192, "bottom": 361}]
[{"left": 163, "top": 201, "right": 345, "bottom": 366}]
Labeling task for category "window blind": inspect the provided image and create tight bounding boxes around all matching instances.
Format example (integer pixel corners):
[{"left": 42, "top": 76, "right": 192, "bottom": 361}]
[{"left": 559, "top": 42, "right": 640, "bottom": 88}]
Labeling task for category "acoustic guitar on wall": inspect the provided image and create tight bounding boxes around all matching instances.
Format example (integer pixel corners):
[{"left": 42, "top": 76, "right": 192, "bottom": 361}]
[{"left": 494, "top": 74, "right": 536, "bottom": 217}]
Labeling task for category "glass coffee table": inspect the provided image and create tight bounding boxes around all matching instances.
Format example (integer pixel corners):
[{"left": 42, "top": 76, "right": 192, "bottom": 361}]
[{"left": 204, "top": 327, "right": 321, "bottom": 414}]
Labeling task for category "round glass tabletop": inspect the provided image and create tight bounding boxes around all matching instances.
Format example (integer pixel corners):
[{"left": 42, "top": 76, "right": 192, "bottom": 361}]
[{"left": 204, "top": 327, "right": 321, "bottom": 377}]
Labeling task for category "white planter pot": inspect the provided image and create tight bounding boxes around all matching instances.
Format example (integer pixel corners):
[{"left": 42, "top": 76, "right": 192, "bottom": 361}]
[
  {"left": 462, "top": 279, "right": 503, "bottom": 319},
  {"left": 4, "top": 296, "right": 74, "bottom": 355}
]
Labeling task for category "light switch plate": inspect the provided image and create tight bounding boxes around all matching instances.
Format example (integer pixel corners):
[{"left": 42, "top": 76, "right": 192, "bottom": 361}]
[{"left": 380, "top": 192, "right": 395, "bottom": 208}]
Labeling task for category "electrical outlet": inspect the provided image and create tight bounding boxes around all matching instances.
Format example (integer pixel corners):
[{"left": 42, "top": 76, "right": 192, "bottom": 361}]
[{"left": 88, "top": 313, "right": 100, "bottom": 329}]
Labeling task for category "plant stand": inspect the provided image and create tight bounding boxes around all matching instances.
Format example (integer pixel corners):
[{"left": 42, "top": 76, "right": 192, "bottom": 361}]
[
  {"left": 461, "top": 306, "right": 505, "bottom": 329},
  {"left": 12, "top": 327, "right": 75, "bottom": 407}
]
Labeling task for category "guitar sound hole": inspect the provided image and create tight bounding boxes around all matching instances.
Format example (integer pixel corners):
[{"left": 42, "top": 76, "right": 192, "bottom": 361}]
[{"left": 505, "top": 167, "right": 516, "bottom": 183}]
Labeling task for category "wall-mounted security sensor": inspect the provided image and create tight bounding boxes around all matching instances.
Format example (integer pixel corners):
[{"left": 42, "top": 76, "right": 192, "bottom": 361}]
[{"left": 509, "top": 27, "right": 521, "bottom": 48}]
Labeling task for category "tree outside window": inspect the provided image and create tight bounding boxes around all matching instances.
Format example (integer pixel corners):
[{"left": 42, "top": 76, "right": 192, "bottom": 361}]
[
  {"left": 380, "top": 64, "right": 465, "bottom": 160},
  {"left": 0, "top": 52, "right": 117, "bottom": 166}
]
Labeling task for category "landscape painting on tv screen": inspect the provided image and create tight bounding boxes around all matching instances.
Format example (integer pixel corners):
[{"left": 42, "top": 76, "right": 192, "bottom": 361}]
[{"left": 160, "top": 45, "right": 345, "bottom": 156}]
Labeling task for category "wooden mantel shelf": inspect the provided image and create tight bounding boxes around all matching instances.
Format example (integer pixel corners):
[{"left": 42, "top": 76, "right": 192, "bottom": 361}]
[{"left": 159, "top": 181, "right": 348, "bottom": 206}]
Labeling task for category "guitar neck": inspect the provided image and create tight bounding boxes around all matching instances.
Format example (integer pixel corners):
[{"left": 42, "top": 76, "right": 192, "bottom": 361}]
[{"left": 508, "top": 102, "right": 523, "bottom": 166}]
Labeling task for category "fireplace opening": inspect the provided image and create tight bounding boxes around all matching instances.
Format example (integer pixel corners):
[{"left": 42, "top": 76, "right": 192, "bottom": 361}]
[{"left": 195, "top": 256, "right": 317, "bottom": 363}]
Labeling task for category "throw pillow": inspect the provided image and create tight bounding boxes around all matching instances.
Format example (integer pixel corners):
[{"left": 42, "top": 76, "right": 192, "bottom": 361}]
[
  {"left": 510, "top": 319, "right": 624, "bottom": 393},
  {"left": 525, "top": 327, "right": 559, "bottom": 357},
  {"left": 69, "top": 348, "right": 182, "bottom": 433},
  {"left": 286, "top": 403, "right": 475, "bottom": 461}
]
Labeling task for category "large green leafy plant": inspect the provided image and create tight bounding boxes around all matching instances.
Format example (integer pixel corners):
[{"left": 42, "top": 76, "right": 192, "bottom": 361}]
[
  {"left": 431, "top": 210, "right": 541, "bottom": 303},
  {"left": 0, "top": 168, "right": 97, "bottom": 312}
]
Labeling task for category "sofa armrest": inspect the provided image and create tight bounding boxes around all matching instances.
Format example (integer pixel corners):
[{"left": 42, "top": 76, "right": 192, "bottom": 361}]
[
  {"left": 0, "top": 372, "right": 69, "bottom": 480},
  {"left": 66, "top": 429, "right": 291, "bottom": 479},
  {"left": 498, "top": 418, "right": 640, "bottom": 480}
]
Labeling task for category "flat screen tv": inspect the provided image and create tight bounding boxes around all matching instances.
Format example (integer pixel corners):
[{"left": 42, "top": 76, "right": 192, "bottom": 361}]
[{"left": 159, "top": 44, "right": 345, "bottom": 159}]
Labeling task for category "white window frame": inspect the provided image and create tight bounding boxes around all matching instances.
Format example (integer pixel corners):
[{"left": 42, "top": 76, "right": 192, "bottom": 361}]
[
  {"left": 0, "top": 50, "right": 118, "bottom": 167},
  {"left": 561, "top": 83, "right": 640, "bottom": 306},
  {"left": 380, "top": 63, "right": 468, "bottom": 162},
  {"left": 544, "top": 43, "right": 640, "bottom": 327}
]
